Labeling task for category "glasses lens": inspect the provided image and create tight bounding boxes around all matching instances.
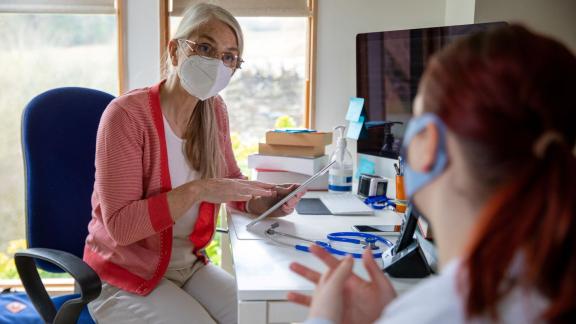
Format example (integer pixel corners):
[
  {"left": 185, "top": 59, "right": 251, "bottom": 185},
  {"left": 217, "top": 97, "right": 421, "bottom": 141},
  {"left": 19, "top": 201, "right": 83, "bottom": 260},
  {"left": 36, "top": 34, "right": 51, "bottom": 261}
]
[
  {"left": 221, "top": 53, "right": 237, "bottom": 67},
  {"left": 194, "top": 43, "right": 213, "bottom": 57}
]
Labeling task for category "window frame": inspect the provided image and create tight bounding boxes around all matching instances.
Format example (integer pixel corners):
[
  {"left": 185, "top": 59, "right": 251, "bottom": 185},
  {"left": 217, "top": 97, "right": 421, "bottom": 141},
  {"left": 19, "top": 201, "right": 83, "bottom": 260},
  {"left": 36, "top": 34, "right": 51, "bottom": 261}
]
[
  {"left": 0, "top": 0, "right": 122, "bottom": 288},
  {"left": 159, "top": 0, "right": 317, "bottom": 128}
]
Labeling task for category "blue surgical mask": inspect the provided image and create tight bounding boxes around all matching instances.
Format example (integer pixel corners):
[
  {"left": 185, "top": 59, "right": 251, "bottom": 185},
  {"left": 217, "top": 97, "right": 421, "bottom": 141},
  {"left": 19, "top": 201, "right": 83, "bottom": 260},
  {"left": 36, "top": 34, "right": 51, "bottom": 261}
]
[{"left": 401, "top": 113, "right": 448, "bottom": 197}]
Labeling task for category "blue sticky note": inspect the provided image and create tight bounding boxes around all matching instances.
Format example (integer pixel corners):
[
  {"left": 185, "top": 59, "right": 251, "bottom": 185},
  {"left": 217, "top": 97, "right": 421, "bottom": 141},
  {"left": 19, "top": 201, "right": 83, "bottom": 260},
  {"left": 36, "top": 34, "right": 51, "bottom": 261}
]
[
  {"left": 346, "top": 116, "right": 364, "bottom": 140},
  {"left": 355, "top": 157, "right": 376, "bottom": 179},
  {"left": 345, "top": 97, "right": 364, "bottom": 122}
]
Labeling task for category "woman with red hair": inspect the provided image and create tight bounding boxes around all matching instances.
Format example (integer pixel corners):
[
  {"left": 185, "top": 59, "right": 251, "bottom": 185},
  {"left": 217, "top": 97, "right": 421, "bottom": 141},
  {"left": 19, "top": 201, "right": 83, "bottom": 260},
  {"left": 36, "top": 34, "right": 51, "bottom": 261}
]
[{"left": 289, "top": 25, "right": 576, "bottom": 323}]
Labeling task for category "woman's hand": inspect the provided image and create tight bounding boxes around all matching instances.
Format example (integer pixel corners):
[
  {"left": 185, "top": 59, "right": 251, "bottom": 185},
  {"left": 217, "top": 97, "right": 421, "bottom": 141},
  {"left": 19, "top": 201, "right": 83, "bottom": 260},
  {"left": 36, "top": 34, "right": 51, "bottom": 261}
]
[
  {"left": 246, "top": 183, "right": 306, "bottom": 217},
  {"left": 191, "top": 178, "right": 276, "bottom": 204},
  {"left": 288, "top": 245, "right": 397, "bottom": 324}
]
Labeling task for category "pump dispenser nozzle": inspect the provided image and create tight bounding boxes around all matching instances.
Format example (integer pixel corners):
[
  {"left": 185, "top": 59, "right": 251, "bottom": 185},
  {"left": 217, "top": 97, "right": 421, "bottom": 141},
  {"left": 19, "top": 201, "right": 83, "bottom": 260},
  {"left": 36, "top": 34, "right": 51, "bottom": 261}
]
[{"left": 333, "top": 125, "right": 347, "bottom": 149}]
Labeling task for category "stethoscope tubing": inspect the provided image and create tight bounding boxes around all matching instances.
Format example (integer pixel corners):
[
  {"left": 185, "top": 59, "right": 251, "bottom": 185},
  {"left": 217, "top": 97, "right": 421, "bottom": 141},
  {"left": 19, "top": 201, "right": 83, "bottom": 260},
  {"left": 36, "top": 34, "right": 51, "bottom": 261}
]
[
  {"left": 265, "top": 226, "right": 393, "bottom": 259},
  {"left": 294, "top": 242, "right": 384, "bottom": 259}
]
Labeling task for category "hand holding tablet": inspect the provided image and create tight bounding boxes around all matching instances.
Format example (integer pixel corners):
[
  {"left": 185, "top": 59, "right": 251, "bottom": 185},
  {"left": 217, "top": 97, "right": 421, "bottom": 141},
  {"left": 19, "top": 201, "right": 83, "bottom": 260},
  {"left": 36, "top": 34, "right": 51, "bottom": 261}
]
[{"left": 246, "top": 160, "right": 336, "bottom": 229}]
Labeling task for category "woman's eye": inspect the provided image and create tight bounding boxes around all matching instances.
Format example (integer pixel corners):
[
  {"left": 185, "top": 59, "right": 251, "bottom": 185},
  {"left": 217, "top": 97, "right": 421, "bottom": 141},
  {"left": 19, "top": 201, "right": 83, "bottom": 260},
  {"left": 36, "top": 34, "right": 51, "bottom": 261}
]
[
  {"left": 196, "top": 44, "right": 212, "bottom": 55},
  {"left": 222, "top": 53, "right": 236, "bottom": 64}
]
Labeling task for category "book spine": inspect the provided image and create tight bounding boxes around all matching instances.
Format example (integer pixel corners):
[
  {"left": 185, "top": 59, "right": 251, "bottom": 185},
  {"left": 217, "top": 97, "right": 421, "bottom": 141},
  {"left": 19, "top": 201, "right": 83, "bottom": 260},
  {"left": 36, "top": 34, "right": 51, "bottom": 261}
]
[
  {"left": 265, "top": 132, "right": 332, "bottom": 147},
  {"left": 247, "top": 155, "right": 327, "bottom": 175},
  {"left": 258, "top": 143, "right": 325, "bottom": 158}
]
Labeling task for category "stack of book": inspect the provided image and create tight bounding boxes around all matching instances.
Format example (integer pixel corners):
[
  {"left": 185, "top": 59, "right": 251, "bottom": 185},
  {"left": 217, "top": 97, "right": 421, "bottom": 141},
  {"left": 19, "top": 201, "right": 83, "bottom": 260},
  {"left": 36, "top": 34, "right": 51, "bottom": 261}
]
[{"left": 248, "top": 131, "right": 332, "bottom": 190}]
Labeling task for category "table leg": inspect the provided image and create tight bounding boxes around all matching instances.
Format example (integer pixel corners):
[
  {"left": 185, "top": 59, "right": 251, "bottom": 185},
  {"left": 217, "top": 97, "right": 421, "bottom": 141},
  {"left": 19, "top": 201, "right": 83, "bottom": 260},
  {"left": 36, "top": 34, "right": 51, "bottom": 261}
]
[{"left": 221, "top": 232, "right": 234, "bottom": 275}]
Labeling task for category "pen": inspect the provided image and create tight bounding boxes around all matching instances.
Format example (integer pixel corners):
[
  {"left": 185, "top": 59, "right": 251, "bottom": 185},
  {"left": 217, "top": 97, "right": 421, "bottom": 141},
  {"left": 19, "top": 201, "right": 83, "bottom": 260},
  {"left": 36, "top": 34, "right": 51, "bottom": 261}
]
[{"left": 394, "top": 163, "right": 400, "bottom": 176}]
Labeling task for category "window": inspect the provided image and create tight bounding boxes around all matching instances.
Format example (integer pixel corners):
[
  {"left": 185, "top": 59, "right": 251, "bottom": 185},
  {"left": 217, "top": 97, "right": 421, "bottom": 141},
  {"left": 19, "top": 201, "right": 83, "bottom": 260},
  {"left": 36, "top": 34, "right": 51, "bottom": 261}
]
[
  {"left": 167, "top": 0, "right": 315, "bottom": 174},
  {"left": 0, "top": 1, "right": 118, "bottom": 281}
]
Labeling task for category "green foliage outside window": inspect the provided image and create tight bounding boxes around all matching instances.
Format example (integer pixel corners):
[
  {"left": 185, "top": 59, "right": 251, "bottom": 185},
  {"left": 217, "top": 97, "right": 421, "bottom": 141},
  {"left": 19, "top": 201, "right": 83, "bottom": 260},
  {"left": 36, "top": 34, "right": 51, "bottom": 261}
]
[{"left": 0, "top": 239, "right": 69, "bottom": 279}]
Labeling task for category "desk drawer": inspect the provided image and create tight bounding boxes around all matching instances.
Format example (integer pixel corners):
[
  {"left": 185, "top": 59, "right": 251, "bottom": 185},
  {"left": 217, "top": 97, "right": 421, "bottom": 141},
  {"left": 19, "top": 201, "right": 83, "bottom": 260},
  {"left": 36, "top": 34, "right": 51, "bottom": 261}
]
[{"left": 268, "top": 301, "right": 308, "bottom": 323}]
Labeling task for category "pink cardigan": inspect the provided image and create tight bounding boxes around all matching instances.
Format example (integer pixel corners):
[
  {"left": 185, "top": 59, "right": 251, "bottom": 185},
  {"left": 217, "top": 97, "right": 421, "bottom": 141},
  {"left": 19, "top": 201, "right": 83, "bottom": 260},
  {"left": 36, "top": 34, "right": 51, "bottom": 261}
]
[{"left": 83, "top": 81, "right": 246, "bottom": 295}]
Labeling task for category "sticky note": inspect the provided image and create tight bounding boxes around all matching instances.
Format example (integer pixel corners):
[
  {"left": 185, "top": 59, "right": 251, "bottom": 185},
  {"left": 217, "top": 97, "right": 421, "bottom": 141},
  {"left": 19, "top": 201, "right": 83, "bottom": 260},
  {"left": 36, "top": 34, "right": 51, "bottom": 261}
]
[
  {"left": 346, "top": 116, "right": 364, "bottom": 140},
  {"left": 355, "top": 157, "right": 375, "bottom": 179},
  {"left": 345, "top": 97, "right": 364, "bottom": 122}
]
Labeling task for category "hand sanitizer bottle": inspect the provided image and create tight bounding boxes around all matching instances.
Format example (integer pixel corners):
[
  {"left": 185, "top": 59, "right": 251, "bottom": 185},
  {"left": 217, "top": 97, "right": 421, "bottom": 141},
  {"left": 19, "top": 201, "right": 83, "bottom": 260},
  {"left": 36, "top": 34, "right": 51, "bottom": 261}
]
[{"left": 329, "top": 126, "right": 353, "bottom": 193}]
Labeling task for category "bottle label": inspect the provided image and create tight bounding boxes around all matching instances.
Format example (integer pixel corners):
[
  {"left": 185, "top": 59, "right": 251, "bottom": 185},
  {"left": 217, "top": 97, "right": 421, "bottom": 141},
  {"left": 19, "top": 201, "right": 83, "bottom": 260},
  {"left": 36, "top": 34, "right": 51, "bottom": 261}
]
[{"left": 328, "top": 169, "right": 353, "bottom": 192}]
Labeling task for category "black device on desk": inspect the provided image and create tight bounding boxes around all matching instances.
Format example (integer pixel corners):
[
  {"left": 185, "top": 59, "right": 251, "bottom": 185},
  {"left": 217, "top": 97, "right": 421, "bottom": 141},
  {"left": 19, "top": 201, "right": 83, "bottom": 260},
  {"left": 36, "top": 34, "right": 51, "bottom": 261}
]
[
  {"left": 382, "top": 205, "right": 433, "bottom": 278},
  {"left": 352, "top": 225, "right": 400, "bottom": 235}
]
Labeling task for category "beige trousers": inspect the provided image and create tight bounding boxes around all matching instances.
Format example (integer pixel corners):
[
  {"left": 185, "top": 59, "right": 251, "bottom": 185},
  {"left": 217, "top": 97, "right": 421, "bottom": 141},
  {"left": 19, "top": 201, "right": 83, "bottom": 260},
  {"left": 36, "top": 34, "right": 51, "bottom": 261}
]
[{"left": 88, "top": 262, "right": 238, "bottom": 324}]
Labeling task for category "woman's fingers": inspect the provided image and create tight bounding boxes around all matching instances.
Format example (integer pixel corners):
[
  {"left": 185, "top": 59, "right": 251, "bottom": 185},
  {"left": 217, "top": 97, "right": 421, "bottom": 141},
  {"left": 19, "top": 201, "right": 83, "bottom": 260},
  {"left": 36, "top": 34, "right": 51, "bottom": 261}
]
[
  {"left": 310, "top": 245, "right": 341, "bottom": 268},
  {"left": 286, "top": 292, "right": 312, "bottom": 306},
  {"left": 241, "top": 180, "right": 277, "bottom": 189},
  {"left": 274, "top": 185, "right": 296, "bottom": 197},
  {"left": 362, "top": 249, "right": 397, "bottom": 296},
  {"left": 276, "top": 185, "right": 306, "bottom": 215},
  {"left": 248, "top": 187, "right": 274, "bottom": 197},
  {"left": 235, "top": 194, "right": 253, "bottom": 201},
  {"left": 281, "top": 204, "right": 294, "bottom": 214},
  {"left": 362, "top": 248, "right": 386, "bottom": 285},
  {"left": 324, "top": 255, "right": 353, "bottom": 286},
  {"left": 283, "top": 199, "right": 298, "bottom": 209},
  {"left": 277, "top": 183, "right": 298, "bottom": 190},
  {"left": 289, "top": 262, "right": 321, "bottom": 283}
]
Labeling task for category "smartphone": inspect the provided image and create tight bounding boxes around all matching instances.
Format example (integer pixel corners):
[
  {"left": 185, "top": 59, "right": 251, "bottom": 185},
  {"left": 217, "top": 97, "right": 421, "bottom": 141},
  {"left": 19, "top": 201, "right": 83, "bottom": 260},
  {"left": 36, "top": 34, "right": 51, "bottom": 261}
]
[{"left": 352, "top": 225, "right": 401, "bottom": 235}]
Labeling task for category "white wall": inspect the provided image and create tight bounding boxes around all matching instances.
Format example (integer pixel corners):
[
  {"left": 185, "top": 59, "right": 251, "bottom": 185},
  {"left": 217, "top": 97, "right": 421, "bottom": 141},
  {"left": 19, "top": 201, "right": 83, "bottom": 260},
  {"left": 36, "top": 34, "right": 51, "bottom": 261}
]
[
  {"left": 314, "top": 0, "right": 449, "bottom": 177},
  {"left": 314, "top": 0, "right": 446, "bottom": 134},
  {"left": 475, "top": 0, "right": 576, "bottom": 53},
  {"left": 445, "top": 0, "right": 475, "bottom": 25},
  {"left": 121, "top": 0, "right": 161, "bottom": 92}
]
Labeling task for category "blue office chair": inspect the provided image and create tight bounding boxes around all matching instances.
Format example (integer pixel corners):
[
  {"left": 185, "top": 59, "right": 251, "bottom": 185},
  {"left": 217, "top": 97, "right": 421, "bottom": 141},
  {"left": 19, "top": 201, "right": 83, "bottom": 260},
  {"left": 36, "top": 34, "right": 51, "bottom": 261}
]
[{"left": 14, "top": 87, "right": 114, "bottom": 324}]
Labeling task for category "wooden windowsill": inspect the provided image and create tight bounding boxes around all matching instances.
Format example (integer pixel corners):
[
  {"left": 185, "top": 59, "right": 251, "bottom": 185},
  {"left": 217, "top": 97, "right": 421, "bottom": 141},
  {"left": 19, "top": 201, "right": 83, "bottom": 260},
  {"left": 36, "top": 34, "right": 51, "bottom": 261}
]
[{"left": 0, "top": 278, "right": 75, "bottom": 296}]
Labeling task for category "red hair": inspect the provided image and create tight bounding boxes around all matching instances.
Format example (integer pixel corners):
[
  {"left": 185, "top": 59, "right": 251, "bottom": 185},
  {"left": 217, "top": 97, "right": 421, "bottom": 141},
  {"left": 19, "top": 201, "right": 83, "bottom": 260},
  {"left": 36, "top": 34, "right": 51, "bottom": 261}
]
[{"left": 423, "top": 25, "right": 576, "bottom": 322}]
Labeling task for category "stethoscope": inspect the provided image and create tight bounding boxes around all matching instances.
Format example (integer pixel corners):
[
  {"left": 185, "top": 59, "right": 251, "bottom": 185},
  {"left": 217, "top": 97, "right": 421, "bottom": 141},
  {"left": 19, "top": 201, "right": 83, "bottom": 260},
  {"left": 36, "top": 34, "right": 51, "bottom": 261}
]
[
  {"left": 264, "top": 222, "right": 394, "bottom": 259},
  {"left": 363, "top": 195, "right": 397, "bottom": 210}
]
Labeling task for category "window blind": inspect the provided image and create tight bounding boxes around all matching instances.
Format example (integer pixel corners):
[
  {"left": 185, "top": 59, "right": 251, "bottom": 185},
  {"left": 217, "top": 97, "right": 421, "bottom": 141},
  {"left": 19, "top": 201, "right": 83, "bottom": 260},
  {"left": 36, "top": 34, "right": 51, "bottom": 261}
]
[
  {"left": 171, "top": 0, "right": 309, "bottom": 17},
  {"left": 0, "top": 0, "right": 115, "bottom": 14}
]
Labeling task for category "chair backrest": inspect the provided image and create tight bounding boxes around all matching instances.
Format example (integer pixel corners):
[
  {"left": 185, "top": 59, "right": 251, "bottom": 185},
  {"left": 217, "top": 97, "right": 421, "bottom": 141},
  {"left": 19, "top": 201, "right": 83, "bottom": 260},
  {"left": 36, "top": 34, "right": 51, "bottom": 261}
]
[{"left": 21, "top": 87, "right": 114, "bottom": 272}]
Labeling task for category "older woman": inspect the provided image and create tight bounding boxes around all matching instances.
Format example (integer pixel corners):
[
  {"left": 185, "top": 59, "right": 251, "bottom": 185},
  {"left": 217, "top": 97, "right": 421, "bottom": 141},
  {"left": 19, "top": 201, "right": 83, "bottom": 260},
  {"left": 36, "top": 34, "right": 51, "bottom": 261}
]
[
  {"left": 289, "top": 25, "right": 576, "bottom": 323},
  {"left": 84, "top": 3, "right": 302, "bottom": 323}
]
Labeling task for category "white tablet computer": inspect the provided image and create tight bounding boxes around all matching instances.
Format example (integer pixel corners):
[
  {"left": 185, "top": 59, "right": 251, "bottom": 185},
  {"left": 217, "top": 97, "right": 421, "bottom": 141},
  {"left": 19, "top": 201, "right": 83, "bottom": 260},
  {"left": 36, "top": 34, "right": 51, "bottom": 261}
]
[{"left": 245, "top": 160, "right": 336, "bottom": 229}]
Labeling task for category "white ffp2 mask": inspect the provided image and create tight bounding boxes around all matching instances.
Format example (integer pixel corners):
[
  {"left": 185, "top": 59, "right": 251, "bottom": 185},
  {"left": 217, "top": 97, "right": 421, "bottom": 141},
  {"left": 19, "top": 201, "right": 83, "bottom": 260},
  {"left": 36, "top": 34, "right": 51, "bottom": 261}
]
[{"left": 178, "top": 55, "right": 233, "bottom": 100}]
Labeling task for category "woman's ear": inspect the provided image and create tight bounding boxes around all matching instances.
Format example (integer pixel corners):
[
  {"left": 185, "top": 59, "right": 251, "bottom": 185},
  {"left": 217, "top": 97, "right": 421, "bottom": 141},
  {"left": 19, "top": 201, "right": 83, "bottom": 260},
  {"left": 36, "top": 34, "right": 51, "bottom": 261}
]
[
  {"left": 168, "top": 40, "right": 179, "bottom": 66},
  {"left": 408, "top": 123, "right": 440, "bottom": 173}
]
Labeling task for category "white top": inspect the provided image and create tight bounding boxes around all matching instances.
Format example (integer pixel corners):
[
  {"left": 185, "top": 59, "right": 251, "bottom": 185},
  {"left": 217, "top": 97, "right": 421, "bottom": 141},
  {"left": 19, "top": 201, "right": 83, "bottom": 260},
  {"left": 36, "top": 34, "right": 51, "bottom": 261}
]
[
  {"left": 307, "top": 259, "right": 548, "bottom": 324},
  {"left": 163, "top": 115, "right": 201, "bottom": 270}
]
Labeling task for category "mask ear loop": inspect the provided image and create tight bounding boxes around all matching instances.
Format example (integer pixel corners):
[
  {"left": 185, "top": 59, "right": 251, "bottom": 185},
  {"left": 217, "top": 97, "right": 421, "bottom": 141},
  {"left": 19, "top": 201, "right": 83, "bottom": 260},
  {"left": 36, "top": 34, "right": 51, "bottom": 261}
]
[
  {"left": 401, "top": 113, "right": 449, "bottom": 197},
  {"left": 170, "top": 40, "right": 188, "bottom": 68}
]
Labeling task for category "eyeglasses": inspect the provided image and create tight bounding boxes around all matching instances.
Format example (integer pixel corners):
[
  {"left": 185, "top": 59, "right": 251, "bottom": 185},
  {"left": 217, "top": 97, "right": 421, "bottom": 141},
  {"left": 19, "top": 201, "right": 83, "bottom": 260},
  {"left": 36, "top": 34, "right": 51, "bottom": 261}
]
[{"left": 177, "top": 39, "right": 243, "bottom": 69}]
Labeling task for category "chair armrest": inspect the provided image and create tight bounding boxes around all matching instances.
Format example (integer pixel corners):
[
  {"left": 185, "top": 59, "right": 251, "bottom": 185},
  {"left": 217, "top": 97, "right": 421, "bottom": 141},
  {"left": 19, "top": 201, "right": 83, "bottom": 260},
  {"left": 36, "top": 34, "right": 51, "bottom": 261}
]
[{"left": 15, "top": 248, "right": 101, "bottom": 324}]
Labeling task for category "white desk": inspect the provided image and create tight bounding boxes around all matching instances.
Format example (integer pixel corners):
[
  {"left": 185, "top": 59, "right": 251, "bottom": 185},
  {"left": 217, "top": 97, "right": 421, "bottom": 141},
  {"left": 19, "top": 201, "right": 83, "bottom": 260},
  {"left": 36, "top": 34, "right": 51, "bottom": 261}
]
[{"left": 223, "top": 193, "right": 420, "bottom": 324}]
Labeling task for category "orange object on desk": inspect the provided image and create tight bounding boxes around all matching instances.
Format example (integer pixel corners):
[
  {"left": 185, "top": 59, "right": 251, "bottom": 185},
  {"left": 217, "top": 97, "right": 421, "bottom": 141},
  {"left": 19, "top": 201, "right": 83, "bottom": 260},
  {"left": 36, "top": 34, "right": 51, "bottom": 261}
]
[{"left": 395, "top": 175, "right": 407, "bottom": 212}]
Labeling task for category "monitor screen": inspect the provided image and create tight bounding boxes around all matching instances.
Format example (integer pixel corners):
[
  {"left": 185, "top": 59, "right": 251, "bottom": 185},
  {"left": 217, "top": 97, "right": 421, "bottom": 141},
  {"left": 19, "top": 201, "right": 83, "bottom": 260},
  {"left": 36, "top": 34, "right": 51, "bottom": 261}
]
[{"left": 356, "top": 22, "right": 506, "bottom": 158}]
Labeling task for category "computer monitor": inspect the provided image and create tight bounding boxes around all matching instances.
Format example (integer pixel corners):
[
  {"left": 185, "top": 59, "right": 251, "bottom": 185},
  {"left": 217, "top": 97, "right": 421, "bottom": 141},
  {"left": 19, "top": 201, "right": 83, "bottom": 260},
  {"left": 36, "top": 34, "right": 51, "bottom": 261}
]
[{"left": 356, "top": 22, "right": 506, "bottom": 159}]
